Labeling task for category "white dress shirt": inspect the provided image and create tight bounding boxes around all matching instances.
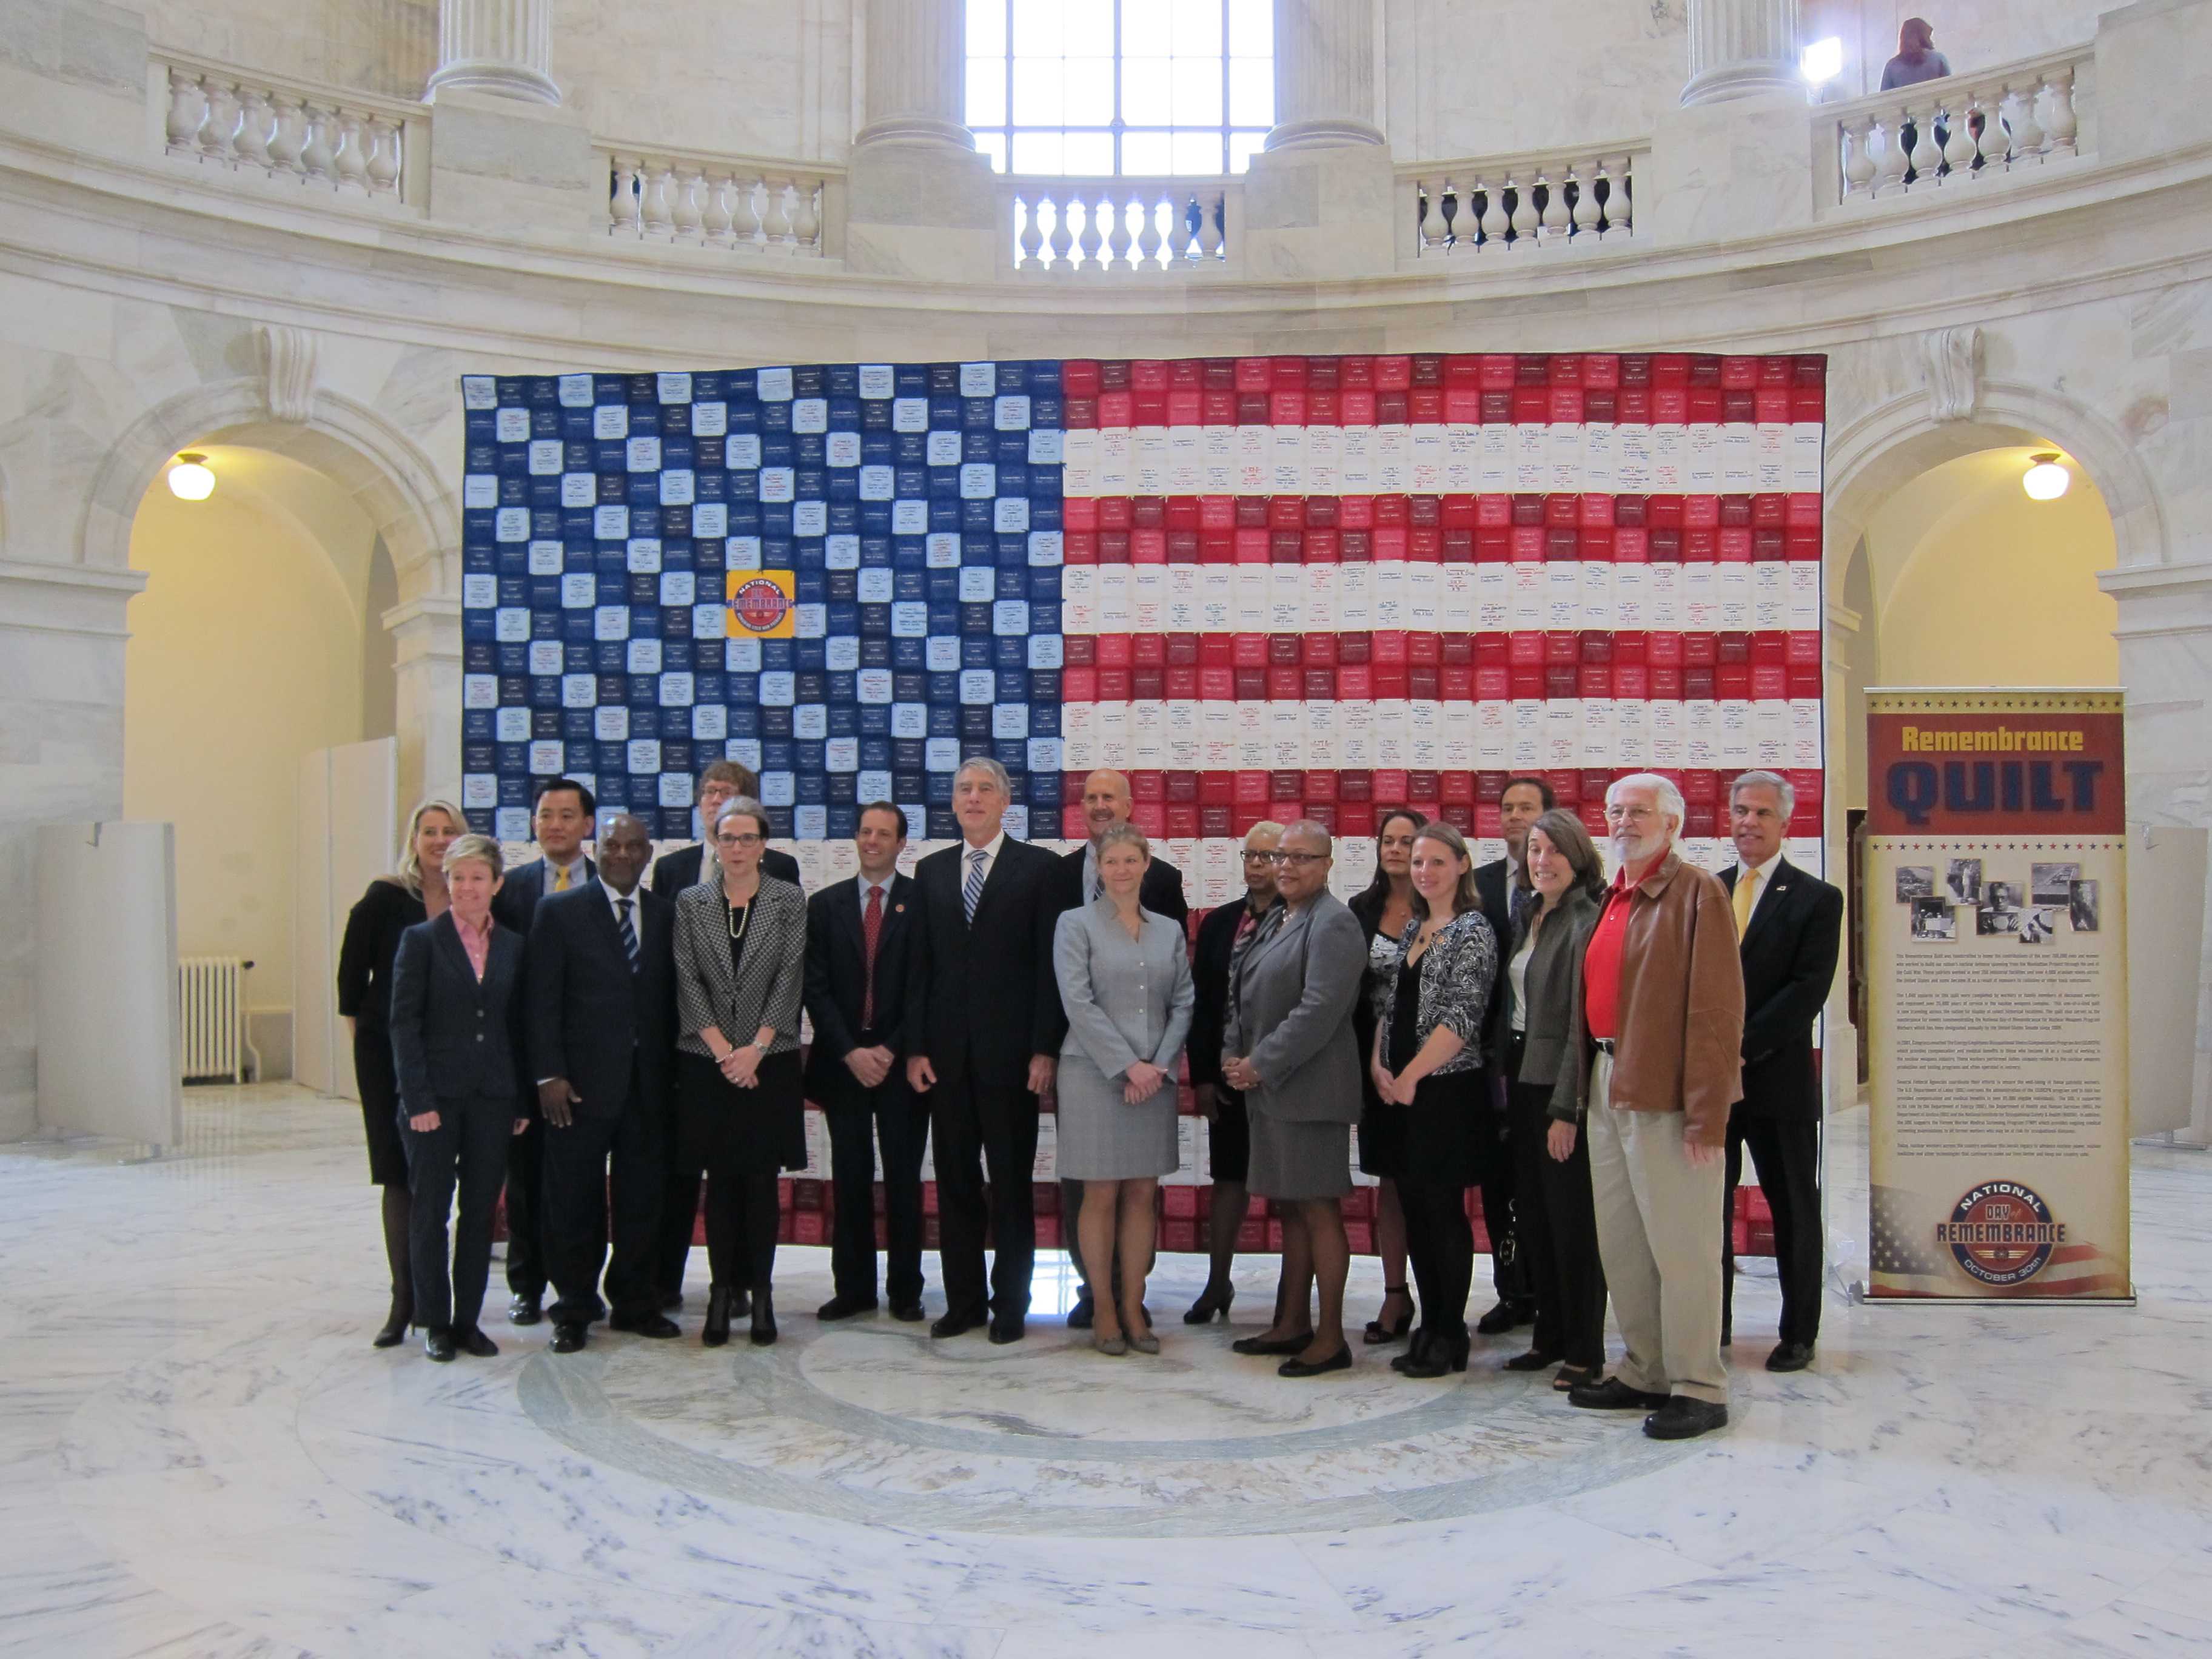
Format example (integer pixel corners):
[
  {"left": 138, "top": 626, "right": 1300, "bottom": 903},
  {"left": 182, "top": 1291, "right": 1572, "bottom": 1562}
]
[{"left": 962, "top": 830, "right": 1007, "bottom": 890}]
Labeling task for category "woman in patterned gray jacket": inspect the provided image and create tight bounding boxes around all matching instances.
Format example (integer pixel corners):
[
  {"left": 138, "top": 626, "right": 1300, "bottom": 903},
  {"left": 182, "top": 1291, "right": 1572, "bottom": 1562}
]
[
  {"left": 674, "top": 796, "right": 808, "bottom": 1348},
  {"left": 1367, "top": 819, "right": 1498, "bottom": 1378}
]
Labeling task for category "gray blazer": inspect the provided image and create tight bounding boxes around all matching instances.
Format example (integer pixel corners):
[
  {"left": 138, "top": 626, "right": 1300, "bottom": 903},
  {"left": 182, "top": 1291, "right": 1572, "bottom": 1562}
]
[
  {"left": 1222, "top": 889, "right": 1367, "bottom": 1125},
  {"left": 673, "top": 876, "right": 807, "bottom": 1059},
  {"left": 1487, "top": 886, "right": 1603, "bottom": 1121},
  {"left": 1053, "top": 899, "right": 1195, "bottom": 1101}
]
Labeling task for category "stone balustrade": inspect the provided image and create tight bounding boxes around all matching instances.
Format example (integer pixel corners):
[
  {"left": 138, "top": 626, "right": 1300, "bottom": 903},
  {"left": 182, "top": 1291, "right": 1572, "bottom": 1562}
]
[
  {"left": 603, "top": 148, "right": 839, "bottom": 255},
  {"left": 156, "top": 51, "right": 419, "bottom": 206},
  {"left": 1003, "top": 179, "right": 1239, "bottom": 274},
  {"left": 1828, "top": 45, "right": 2088, "bottom": 206},
  {"left": 1400, "top": 149, "right": 1640, "bottom": 261}
]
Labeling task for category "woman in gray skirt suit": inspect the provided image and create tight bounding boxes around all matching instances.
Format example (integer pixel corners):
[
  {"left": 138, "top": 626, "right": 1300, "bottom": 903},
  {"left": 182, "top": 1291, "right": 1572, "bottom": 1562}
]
[{"left": 1053, "top": 823, "right": 1195, "bottom": 1356}]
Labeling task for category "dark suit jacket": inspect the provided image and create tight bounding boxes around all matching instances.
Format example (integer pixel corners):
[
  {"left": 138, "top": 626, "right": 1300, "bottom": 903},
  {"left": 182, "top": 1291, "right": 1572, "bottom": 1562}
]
[
  {"left": 389, "top": 913, "right": 527, "bottom": 1113},
  {"left": 491, "top": 854, "right": 597, "bottom": 937},
  {"left": 1187, "top": 893, "right": 1275, "bottom": 1092},
  {"left": 650, "top": 841, "right": 801, "bottom": 899},
  {"left": 903, "top": 835, "right": 1062, "bottom": 1095},
  {"left": 523, "top": 880, "right": 677, "bottom": 1119},
  {"left": 803, "top": 872, "right": 917, "bottom": 1107},
  {"left": 1722, "top": 857, "right": 1843, "bottom": 1120}
]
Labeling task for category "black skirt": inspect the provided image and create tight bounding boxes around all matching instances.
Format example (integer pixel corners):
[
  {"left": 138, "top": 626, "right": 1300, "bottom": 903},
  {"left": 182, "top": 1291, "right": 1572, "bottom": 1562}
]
[
  {"left": 678, "top": 1049, "right": 806, "bottom": 1176},
  {"left": 352, "top": 1024, "right": 410, "bottom": 1187}
]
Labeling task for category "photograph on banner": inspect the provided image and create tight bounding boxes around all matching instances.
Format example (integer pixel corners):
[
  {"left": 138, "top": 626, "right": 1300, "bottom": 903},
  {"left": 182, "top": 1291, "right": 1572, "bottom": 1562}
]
[{"left": 1863, "top": 688, "right": 2131, "bottom": 1301}]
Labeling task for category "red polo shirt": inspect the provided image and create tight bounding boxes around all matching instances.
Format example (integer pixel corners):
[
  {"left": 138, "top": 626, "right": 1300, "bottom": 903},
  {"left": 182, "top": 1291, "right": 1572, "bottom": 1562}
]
[{"left": 1581, "top": 864, "right": 1645, "bottom": 1041}]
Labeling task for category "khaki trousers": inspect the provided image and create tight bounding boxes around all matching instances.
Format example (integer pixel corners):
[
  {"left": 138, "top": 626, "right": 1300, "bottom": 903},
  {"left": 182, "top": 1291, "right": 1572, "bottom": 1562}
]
[{"left": 1586, "top": 1051, "right": 1728, "bottom": 1405}]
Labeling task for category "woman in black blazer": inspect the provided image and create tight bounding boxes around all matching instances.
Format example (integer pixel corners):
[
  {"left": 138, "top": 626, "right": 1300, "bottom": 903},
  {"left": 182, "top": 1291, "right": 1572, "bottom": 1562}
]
[
  {"left": 673, "top": 797, "right": 808, "bottom": 1347},
  {"left": 335, "top": 799, "right": 463, "bottom": 1347},
  {"left": 389, "top": 833, "right": 531, "bottom": 1364},
  {"left": 1489, "top": 808, "right": 1609, "bottom": 1391}
]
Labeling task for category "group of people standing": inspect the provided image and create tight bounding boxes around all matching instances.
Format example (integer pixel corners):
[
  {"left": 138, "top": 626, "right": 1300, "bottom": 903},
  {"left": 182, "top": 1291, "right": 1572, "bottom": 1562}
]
[{"left": 339, "top": 749, "right": 1837, "bottom": 1442}]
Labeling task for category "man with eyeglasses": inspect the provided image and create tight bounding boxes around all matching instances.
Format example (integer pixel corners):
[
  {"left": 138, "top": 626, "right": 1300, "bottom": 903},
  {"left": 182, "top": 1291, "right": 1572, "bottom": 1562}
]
[
  {"left": 1180, "top": 820, "right": 1285, "bottom": 1325},
  {"left": 1563, "top": 773, "right": 1743, "bottom": 1441}
]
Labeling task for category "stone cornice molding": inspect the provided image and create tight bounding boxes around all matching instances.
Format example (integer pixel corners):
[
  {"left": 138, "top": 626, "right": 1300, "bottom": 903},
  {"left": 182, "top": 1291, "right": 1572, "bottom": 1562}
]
[{"left": 0, "top": 558, "right": 148, "bottom": 640}]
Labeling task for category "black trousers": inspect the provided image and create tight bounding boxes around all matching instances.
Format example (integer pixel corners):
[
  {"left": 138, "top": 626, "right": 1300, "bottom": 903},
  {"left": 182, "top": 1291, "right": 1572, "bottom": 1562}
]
[
  {"left": 1508, "top": 1069, "right": 1608, "bottom": 1371},
  {"left": 930, "top": 1070, "right": 1040, "bottom": 1323},
  {"left": 1476, "top": 1073, "right": 1532, "bottom": 1308},
  {"left": 1724, "top": 1107, "right": 1824, "bottom": 1349},
  {"left": 826, "top": 1073, "right": 930, "bottom": 1306},
  {"left": 703, "top": 1168, "right": 781, "bottom": 1291},
  {"left": 1399, "top": 1168, "right": 1476, "bottom": 1344},
  {"left": 653, "top": 1088, "right": 703, "bottom": 1299},
  {"left": 541, "top": 1084, "right": 664, "bottom": 1326},
  {"left": 403, "top": 1093, "right": 515, "bottom": 1332},
  {"left": 503, "top": 1114, "right": 548, "bottom": 1301}
]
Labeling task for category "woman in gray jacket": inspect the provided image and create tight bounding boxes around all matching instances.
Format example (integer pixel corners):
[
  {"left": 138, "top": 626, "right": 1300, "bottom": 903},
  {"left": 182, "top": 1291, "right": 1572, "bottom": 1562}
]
[
  {"left": 1053, "top": 823, "right": 1195, "bottom": 1356},
  {"left": 1490, "top": 808, "right": 1609, "bottom": 1390}
]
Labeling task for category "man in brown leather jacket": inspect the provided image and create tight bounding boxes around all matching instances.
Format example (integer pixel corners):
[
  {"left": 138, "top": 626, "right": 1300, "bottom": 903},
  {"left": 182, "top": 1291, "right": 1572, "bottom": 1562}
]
[{"left": 1562, "top": 773, "right": 1744, "bottom": 1440}]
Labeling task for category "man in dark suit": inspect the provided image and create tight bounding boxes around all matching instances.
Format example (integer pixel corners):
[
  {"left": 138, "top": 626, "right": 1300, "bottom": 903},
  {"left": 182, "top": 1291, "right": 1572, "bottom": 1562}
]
[
  {"left": 489, "top": 776, "right": 597, "bottom": 1327},
  {"left": 1043, "top": 768, "right": 1188, "bottom": 1330},
  {"left": 648, "top": 760, "right": 797, "bottom": 1315},
  {"left": 904, "top": 757, "right": 1062, "bottom": 1344},
  {"left": 1469, "top": 774, "right": 1552, "bottom": 1335},
  {"left": 804, "top": 803, "right": 927, "bottom": 1322},
  {"left": 525, "top": 813, "right": 683, "bottom": 1353},
  {"left": 649, "top": 760, "right": 802, "bottom": 899},
  {"left": 1720, "top": 769, "right": 1843, "bottom": 1375}
]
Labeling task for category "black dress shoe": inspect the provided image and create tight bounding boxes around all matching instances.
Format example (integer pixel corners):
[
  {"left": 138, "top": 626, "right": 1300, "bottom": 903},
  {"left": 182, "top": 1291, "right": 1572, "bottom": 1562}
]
[
  {"left": 1766, "top": 1341, "right": 1814, "bottom": 1373},
  {"left": 889, "top": 1301, "right": 927, "bottom": 1322},
  {"left": 931, "top": 1310, "right": 986, "bottom": 1339},
  {"left": 1278, "top": 1345, "right": 1353, "bottom": 1378},
  {"left": 609, "top": 1311, "right": 682, "bottom": 1339},
  {"left": 817, "top": 1293, "right": 879, "bottom": 1321},
  {"left": 1066, "top": 1291, "right": 1094, "bottom": 1330},
  {"left": 702, "top": 1285, "right": 735, "bottom": 1347},
  {"left": 1567, "top": 1376, "right": 1670, "bottom": 1411},
  {"left": 1644, "top": 1396, "right": 1730, "bottom": 1439},
  {"left": 750, "top": 1287, "right": 777, "bottom": 1347},
  {"left": 1397, "top": 1336, "right": 1470, "bottom": 1378},
  {"left": 1182, "top": 1285, "right": 1235, "bottom": 1325},
  {"left": 1231, "top": 1332, "right": 1314, "bottom": 1356},
  {"left": 1473, "top": 1299, "right": 1533, "bottom": 1336},
  {"left": 508, "top": 1293, "right": 543, "bottom": 1327},
  {"left": 551, "top": 1321, "right": 587, "bottom": 1353},
  {"left": 455, "top": 1326, "right": 500, "bottom": 1358},
  {"left": 659, "top": 1288, "right": 685, "bottom": 1313},
  {"left": 1503, "top": 1347, "right": 1563, "bottom": 1372},
  {"left": 987, "top": 1315, "right": 1026, "bottom": 1345},
  {"left": 1389, "top": 1328, "right": 1436, "bottom": 1374},
  {"left": 423, "top": 1326, "right": 456, "bottom": 1362},
  {"left": 373, "top": 1300, "right": 413, "bottom": 1349}
]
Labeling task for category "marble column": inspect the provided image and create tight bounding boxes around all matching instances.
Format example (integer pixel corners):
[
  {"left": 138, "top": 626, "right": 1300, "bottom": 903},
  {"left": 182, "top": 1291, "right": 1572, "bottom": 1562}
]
[
  {"left": 1264, "top": 0, "right": 1385, "bottom": 152},
  {"left": 425, "top": 0, "right": 560, "bottom": 107},
  {"left": 853, "top": 0, "right": 972, "bottom": 151},
  {"left": 386, "top": 595, "right": 463, "bottom": 821},
  {"left": 1681, "top": 0, "right": 1800, "bottom": 106},
  {"left": 0, "top": 559, "right": 146, "bottom": 1141}
]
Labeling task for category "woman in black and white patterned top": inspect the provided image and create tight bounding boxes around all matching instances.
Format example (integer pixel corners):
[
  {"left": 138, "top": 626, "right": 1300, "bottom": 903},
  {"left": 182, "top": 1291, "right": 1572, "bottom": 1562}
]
[
  {"left": 674, "top": 796, "right": 807, "bottom": 1348},
  {"left": 1368, "top": 820, "right": 1498, "bottom": 1378}
]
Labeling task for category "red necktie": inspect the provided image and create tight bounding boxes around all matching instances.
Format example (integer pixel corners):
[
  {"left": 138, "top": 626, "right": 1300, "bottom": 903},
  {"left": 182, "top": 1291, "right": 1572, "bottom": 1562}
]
[{"left": 860, "top": 883, "right": 883, "bottom": 1030}]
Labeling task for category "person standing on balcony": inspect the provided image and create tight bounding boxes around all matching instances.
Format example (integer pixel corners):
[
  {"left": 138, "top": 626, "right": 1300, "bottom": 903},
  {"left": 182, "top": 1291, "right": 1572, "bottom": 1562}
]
[{"left": 1880, "top": 18, "right": 1951, "bottom": 90}]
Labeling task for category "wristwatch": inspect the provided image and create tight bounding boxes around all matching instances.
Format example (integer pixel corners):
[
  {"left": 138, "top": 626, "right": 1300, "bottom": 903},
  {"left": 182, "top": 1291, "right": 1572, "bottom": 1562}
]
[{"left": 751, "top": 1038, "right": 771, "bottom": 1055}]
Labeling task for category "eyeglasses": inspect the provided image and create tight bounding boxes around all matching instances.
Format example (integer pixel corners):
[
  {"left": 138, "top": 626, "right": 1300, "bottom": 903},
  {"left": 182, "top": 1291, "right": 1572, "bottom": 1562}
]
[
  {"left": 1268, "top": 851, "right": 1329, "bottom": 866},
  {"left": 1242, "top": 850, "right": 1279, "bottom": 862},
  {"left": 717, "top": 832, "right": 765, "bottom": 848}
]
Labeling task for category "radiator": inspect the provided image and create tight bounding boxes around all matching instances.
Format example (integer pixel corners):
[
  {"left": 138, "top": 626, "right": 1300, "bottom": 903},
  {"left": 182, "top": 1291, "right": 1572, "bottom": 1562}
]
[{"left": 178, "top": 956, "right": 255, "bottom": 1084}]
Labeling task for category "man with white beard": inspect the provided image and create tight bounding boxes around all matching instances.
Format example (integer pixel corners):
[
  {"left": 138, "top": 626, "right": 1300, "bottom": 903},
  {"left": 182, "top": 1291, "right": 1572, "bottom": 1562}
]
[{"left": 1560, "top": 774, "right": 1744, "bottom": 1441}]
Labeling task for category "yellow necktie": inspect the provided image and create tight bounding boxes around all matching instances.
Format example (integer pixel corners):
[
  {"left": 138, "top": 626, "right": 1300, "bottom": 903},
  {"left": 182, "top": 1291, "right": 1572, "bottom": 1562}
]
[
  {"left": 1732, "top": 866, "right": 1759, "bottom": 938},
  {"left": 554, "top": 863, "right": 571, "bottom": 892}
]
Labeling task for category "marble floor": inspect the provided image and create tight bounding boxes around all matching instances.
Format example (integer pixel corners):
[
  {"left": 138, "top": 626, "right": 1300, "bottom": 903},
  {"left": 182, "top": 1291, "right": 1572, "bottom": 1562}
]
[{"left": 3, "top": 1088, "right": 2210, "bottom": 1658}]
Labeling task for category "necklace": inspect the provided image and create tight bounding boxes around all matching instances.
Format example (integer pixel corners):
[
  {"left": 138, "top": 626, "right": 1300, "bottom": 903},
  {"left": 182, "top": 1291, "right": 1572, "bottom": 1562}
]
[{"left": 727, "top": 900, "right": 751, "bottom": 941}]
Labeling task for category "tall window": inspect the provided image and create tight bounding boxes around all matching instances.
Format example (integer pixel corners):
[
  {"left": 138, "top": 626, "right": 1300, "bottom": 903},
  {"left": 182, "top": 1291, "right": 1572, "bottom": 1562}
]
[{"left": 965, "top": 0, "right": 1274, "bottom": 176}]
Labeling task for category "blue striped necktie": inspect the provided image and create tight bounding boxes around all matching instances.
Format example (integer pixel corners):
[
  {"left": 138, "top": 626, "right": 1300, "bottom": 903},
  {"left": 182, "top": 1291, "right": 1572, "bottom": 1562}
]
[
  {"left": 615, "top": 897, "right": 640, "bottom": 971},
  {"left": 962, "top": 847, "right": 988, "bottom": 925}
]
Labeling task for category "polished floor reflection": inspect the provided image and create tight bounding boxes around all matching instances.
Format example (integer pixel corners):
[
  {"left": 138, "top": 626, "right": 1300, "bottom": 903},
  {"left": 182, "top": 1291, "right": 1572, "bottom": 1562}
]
[{"left": 4, "top": 1085, "right": 2210, "bottom": 1656}]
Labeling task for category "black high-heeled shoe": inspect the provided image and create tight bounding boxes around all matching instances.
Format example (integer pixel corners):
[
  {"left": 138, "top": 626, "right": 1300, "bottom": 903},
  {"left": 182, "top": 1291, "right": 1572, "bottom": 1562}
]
[
  {"left": 373, "top": 1296, "right": 413, "bottom": 1349},
  {"left": 1183, "top": 1284, "right": 1235, "bottom": 1325},
  {"left": 1397, "top": 1329, "right": 1470, "bottom": 1378},
  {"left": 1390, "top": 1326, "right": 1436, "bottom": 1374},
  {"left": 749, "top": 1285, "right": 777, "bottom": 1346},
  {"left": 703, "top": 1284, "right": 734, "bottom": 1347},
  {"left": 1362, "top": 1285, "right": 1413, "bottom": 1346}
]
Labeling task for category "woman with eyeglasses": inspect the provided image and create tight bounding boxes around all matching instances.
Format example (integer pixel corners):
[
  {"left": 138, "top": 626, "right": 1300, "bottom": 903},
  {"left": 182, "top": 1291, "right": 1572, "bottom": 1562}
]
[
  {"left": 672, "top": 796, "right": 808, "bottom": 1347},
  {"left": 1368, "top": 821, "right": 1498, "bottom": 1376},
  {"left": 1346, "top": 807, "right": 1426, "bottom": 1347}
]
